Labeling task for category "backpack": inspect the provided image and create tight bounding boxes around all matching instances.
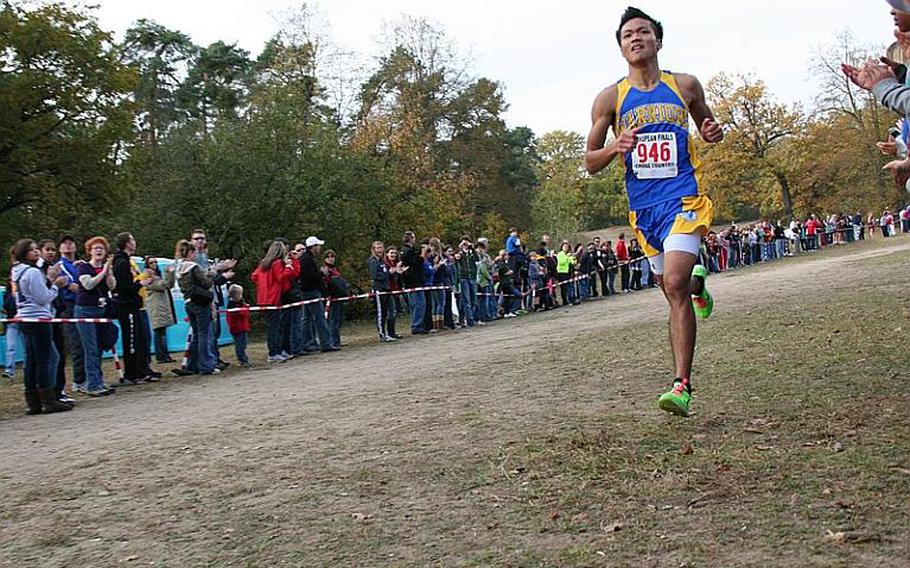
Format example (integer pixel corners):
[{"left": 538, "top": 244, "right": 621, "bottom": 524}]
[
  {"left": 3, "top": 282, "right": 17, "bottom": 318},
  {"left": 327, "top": 276, "right": 349, "bottom": 299}
]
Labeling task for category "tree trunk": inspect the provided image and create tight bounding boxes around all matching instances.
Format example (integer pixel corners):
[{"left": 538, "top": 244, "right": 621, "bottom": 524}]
[{"left": 774, "top": 170, "right": 793, "bottom": 220}]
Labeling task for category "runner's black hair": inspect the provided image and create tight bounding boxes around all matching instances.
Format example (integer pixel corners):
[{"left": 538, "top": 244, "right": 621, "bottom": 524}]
[{"left": 615, "top": 7, "right": 663, "bottom": 46}]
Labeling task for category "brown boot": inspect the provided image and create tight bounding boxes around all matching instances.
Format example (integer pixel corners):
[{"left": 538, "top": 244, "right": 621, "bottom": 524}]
[
  {"left": 24, "top": 389, "right": 42, "bottom": 415},
  {"left": 39, "top": 388, "right": 73, "bottom": 414}
]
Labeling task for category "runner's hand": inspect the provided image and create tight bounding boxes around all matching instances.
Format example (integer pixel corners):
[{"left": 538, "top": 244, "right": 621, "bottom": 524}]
[
  {"left": 883, "top": 158, "right": 910, "bottom": 173},
  {"left": 700, "top": 118, "right": 724, "bottom": 143},
  {"left": 885, "top": 158, "right": 910, "bottom": 189},
  {"left": 615, "top": 128, "right": 639, "bottom": 154}
]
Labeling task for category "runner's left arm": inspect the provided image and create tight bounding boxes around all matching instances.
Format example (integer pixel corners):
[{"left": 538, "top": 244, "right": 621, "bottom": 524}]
[{"left": 677, "top": 74, "right": 724, "bottom": 144}]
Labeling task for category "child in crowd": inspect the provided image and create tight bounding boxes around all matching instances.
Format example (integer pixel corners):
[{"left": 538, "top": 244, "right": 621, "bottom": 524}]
[{"left": 226, "top": 284, "right": 252, "bottom": 368}]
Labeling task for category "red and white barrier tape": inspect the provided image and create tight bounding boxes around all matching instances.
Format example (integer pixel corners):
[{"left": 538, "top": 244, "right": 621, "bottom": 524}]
[{"left": 1, "top": 317, "right": 113, "bottom": 324}]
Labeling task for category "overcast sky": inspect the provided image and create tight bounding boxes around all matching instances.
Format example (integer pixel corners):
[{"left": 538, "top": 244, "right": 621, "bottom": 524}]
[{"left": 91, "top": 0, "right": 895, "bottom": 136}]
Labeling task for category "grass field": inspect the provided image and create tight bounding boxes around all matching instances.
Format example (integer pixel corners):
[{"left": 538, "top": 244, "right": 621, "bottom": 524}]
[{"left": 1, "top": 236, "right": 908, "bottom": 567}]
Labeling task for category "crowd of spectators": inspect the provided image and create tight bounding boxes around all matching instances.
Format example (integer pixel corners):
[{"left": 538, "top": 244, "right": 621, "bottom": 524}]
[{"left": 3, "top": 212, "right": 906, "bottom": 416}]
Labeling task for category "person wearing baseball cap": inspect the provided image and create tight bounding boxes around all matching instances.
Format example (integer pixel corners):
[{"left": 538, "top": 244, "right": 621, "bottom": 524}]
[
  {"left": 298, "top": 236, "right": 336, "bottom": 352},
  {"left": 55, "top": 234, "right": 86, "bottom": 393}
]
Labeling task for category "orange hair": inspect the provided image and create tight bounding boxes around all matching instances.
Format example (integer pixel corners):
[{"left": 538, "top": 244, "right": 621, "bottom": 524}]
[{"left": 83, "top": 236, "right": 110, "bottom": 255}]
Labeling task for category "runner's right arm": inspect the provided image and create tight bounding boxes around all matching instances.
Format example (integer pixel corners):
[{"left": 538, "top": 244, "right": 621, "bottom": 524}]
[{"left": 585, "top": 86, "right": 637, "bottom": 175}]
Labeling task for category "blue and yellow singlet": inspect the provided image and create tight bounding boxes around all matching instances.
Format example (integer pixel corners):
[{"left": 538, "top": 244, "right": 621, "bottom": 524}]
[{"left": 615, "top": 71, "right": 703, "bottom": 211}]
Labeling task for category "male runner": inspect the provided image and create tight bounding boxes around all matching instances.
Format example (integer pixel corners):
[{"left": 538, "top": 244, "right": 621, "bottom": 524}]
[{"left": 585, "top": 7, "right": 724, "bottom": 417}]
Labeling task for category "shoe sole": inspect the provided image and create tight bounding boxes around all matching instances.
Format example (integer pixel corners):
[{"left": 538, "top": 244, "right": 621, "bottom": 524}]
[{"left": 658, "top": 396, "right": 690, "bottom": 417}]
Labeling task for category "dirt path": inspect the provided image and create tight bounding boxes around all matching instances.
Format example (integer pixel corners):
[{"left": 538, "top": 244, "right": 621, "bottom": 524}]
[{"left": 1, "top": 237, "right": 908, "bottom": 567}]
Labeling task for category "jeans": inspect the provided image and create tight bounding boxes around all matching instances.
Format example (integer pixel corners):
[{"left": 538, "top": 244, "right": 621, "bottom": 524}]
[
  {"left": 139, "top": 310, "right": 153, "bottom": 364},
  {"left": 326, "top": 300, "right": 342, "bottom": 348},
  {"left": 20, "top": 322, "right": 58, "bottom": 391},
  {"left": 4, "top": 322, "right": 19, "bottom": 374},
  {"left": 232, "top": 332, "right": 249, "bottom": 364},
  {"left": 185, "top": 301, "right": 216, "bottom": 374},
  {"left": 431, "top": 289, "right": 446, "bottom": 317},
  {"left": 154, "top": 326, "right": 171, "bottom": 362},
  {"left": 281, "top": 306, "right": 303, "bottom": 355},
  {"left": 408, "top": 290, "right": 426, "bottom": 333},
  {"left": 480, "top": 284, "right": 495, "bottom": 321},
  {"left": 579, "top": 277, "right": 590, "bottom": 300},
  {"left": 301, "top": 291, "right": 330, "bottom": 350},
  {"left": 606, "top": 271, "right": 616, "bottom": 295},
  {"left": 211, "top": 306, "right": 222, "bottom": 361},
  {"left": 459, "top": 280, "right": 478, "bottom": 326},
  {"left": 74, "top": 304, "right": 108, "bottom": 391},
  {"left": 60, "top": 303, "right": 85, "bottom": 384},
  {"left": 52, "top": 319, "right": 66, "bottom": 394},
  {"left": 265, "top": 311, "right": 283, "bottom": 357},
  {"left": 501, "top": 285, "right": 519, "bottom": 314}
]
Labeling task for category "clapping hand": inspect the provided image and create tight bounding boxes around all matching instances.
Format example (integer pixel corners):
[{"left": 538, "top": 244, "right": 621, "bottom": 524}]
[
  {"left": 842, "top": 59, "right": 896, "bottom": 91},
  {"left": 877, "top": 140, "right": 898, "bottom": 156},
  {"left": 46, "top": 264, "right": 63, "bottom": 281}
]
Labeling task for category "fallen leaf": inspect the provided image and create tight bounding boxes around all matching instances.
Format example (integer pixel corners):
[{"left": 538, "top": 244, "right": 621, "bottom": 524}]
[
  {"left": 351, "top": 512, "right": 373, "bottom": 522},
  {"left": 680, "top": 442, "right": 693, "bottom": 455},
  {"left": 825, "top": 530, "right": 881, "bottom": 544},
  {"left": 601, "top": 521, "right": 623, "bottom": 533}
]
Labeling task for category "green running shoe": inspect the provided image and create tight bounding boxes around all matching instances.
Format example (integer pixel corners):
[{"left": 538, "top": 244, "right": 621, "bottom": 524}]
[
  {"left": 658, "top": 381, "right": 691, "bottom": 417},
  {"left": 691, "top": 264, "right": 713, "bottom": 319}
]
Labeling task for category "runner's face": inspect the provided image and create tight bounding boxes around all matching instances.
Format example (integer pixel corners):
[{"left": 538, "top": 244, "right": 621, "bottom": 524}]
[{"left": 620, "top": 18, "right": 660, "bottom": 63}]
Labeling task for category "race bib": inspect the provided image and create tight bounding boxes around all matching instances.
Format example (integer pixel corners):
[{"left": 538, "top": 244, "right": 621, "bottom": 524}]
[{"left": 632, "top": 132, "right": 678, "bottom": 179}]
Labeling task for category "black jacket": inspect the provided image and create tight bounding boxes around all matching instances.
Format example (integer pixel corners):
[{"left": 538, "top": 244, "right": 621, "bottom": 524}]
[
  {"left": 299, "top": 251, "right": 324, "bottom": 293},
  {"left": 112, "top": 251, "right": 142, "bottom": 310},
  {"left": 400, "top": 244, "right": 424, "bottom": 289}
]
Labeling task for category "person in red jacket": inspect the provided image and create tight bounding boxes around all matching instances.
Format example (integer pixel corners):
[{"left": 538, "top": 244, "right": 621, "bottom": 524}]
[
  {"left": 250, "top": 241, "right": 298, "bottom": 363},
  {"left": 615, "top": 232, "right": 631, "bottom": 292},
  {"left": 226, "top": 284, "right": 252, "bottom": 368}
]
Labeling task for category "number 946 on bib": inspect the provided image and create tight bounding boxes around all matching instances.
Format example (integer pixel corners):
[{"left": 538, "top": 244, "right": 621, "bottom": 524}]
[{"left": 632, "top": 132, "right": 678, "bottom": 180}]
